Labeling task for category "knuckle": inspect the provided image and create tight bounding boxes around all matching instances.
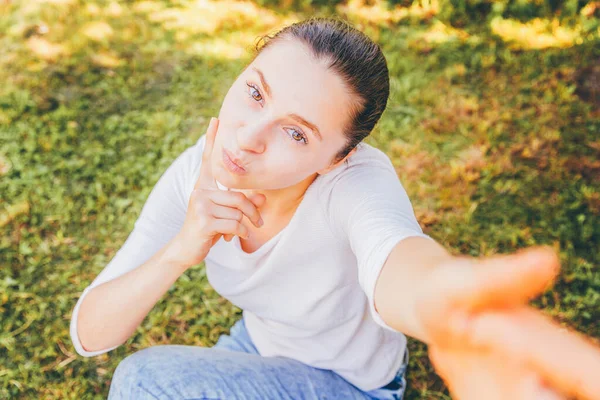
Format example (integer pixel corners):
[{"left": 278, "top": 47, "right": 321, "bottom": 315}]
[
  {"left": 235, "top": 209, "right": 243, "bottom": 221},
  {"left": 233, "top": 191, "right": 246, "bottom": 202},
  {"left": 195, "top": 195, "right": 209, "bottom": 210}
]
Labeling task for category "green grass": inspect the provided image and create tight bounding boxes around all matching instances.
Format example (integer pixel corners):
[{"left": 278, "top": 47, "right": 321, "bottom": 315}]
[{"left": 1, "top": 0, "right": 598, "bottom": 398}]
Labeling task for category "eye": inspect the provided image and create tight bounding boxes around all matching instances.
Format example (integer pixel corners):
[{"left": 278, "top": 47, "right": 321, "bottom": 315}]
[
  {"left": 246, "top": 82, "right": 263, "bottom": 104},
  {"left": 286, "top": 128, "right": 308, "bottom": 145}
]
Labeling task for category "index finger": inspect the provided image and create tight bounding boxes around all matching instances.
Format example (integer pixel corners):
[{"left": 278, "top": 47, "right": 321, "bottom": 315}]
[
  {"left": 443, "top": 246, "right": 559, "bottom": 311},
  {"left": 195, "top": 117, "right": 219, "bottom": 190}
]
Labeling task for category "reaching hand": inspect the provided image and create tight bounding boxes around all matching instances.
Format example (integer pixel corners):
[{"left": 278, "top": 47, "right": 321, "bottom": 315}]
[{"left": 413, "top": 246, "right": 600, "bottom": 399}]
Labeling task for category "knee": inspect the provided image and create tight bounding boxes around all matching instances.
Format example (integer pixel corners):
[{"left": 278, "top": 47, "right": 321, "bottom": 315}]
[
  {"left": 109, "top": 346, "right": 172, "bottom": 398},
  {"left": 114, "top": 346, "right": 163, "bottom": 377},
  {"left": 108, "top": 345, "right": 237, "bottom": 399}
]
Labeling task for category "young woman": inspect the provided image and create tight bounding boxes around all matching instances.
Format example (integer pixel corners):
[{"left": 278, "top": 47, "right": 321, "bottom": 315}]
[{"left": 70, "top": 17, "right": 600, "bottom": 400}]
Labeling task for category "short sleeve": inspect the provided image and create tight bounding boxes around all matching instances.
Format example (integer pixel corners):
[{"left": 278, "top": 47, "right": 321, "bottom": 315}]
[
  {"left": 326, "top": 146, "right": 435, "bottom": 332},
  {"left": 69, "top": 135, "right": 206, "bottom": 357}
]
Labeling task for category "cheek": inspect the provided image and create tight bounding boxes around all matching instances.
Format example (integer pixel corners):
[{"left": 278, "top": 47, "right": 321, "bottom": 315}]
[{"left": 261, "top": 154, "right": 319, "bottom": 184}]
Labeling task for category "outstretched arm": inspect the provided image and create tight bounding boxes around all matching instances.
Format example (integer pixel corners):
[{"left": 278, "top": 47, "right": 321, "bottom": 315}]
[
  {"left": 374, "top": 236, "right": 600, "bottom": 399},
  {"left": 373, "top": 236, "right": 454, "bottom": 343}
]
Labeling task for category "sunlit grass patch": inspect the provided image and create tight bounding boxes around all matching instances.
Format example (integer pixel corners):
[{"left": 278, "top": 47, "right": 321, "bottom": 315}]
[
  {"left": 147, "top": 0, "right": 283, "bottom": 34},
  {"left": 490, "top": 16, "right": 585, "bottom": 49},
  {"left": 419, "top": 20, "right": 470, "bottom": 44},
  {"left": 336, "top": 0, "right": 438, "bottom": 27},
  {"left": 80, "top": 20, "right": 114, "bottom": 41}
]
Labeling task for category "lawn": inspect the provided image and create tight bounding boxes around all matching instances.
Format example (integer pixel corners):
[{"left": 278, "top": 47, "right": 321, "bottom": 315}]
[{"left": 1, "top": 0, "right": 599, "bottom": 398}]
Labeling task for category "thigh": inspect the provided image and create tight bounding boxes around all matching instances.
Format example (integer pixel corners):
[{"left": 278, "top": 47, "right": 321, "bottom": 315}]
[{"left": 107, "top": 344, "right": 375, "bottom": 400}]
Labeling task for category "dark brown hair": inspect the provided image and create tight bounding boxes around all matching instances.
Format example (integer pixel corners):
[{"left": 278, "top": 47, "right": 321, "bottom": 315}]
[{"left": 248, "top": 16, "right": 390, "bottom": 165}]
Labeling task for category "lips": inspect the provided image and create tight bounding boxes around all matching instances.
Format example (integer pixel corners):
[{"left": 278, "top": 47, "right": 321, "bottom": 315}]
[{"left": 222, "top": 148, "right": 247, "bottom": 173}]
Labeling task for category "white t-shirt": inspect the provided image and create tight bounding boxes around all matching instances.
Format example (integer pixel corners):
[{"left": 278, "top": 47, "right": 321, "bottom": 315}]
[{"left": 69, "top": 133, "right": 434, "bottom": 391}]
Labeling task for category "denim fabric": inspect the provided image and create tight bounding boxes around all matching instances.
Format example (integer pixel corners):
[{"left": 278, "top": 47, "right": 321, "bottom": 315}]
[{"left": 108, "top": 316, "right": 408, "bottom": 399}]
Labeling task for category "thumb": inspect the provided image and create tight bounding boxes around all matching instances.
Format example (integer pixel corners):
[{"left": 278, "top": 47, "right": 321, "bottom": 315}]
[
  {"left": 448, "top": 246, "right": 560, "bottom": 312},
  {"left": 417, "top": 246, "right": 560, "bottom": 347}
]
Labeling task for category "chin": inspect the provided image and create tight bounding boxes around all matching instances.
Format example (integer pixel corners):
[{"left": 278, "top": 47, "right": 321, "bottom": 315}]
[{"left": 213, "top": 169, "right": 250, "bottom": 190}]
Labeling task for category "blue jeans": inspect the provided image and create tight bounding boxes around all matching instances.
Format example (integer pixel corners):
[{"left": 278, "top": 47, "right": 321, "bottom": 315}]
[{"left": 108, "top": 316, "right": 408, "bottom": 399}]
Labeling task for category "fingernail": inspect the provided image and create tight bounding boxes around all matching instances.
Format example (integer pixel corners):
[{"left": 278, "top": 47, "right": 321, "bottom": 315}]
[{"left": 258, "top": 218, "right": 264, "bottom": 227}]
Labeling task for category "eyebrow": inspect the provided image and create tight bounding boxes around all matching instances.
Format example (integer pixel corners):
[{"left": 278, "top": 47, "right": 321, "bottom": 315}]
[{"left": 252, "top": 67, "right": 323, "bottom": 142}]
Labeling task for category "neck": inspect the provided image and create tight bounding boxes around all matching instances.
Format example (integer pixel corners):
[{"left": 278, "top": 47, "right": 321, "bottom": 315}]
[{"left": 237, "top": 173, "right": 318, "bottom": 217}]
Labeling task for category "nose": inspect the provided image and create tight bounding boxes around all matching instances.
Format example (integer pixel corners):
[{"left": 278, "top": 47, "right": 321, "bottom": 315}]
[{"left": 236, "top": 118, "right": 269, "bottom": 154}]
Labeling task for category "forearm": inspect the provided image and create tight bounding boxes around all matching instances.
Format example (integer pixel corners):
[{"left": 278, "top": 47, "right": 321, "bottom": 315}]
[
  {"left": 76, "top": 236, "right": 192, "bottom": 353},
  {"left": 373, "top": 236, "right": 455, "bottom": 344}
]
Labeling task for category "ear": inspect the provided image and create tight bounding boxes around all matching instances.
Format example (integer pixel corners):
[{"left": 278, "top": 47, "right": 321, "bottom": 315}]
[{"left": 317, "top": 146, "right": 357, "bottom": 176}]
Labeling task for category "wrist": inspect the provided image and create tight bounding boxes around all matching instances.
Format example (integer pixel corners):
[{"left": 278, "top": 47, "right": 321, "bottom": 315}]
[
  {"left": 161, "top": 235, "right": 197, "bottom": 273},
  {"left": 410, "top": 289, "right": 435, "bottom": 345},
  {"left": 412, "top": 254, "right": 472, "bottom": 346}
]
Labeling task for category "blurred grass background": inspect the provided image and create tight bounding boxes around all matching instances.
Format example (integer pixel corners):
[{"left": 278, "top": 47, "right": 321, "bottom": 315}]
[{"left": 1, "top": 0, "right": 599, "bottom": 398}]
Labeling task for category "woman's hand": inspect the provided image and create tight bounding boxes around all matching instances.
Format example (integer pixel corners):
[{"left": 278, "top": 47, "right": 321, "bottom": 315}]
[
  {"left": 173, "top": 117, "right": 265, "bottom": 268},
  {"left": 412, "top": 247, "right": 600, "bottom": 399}
]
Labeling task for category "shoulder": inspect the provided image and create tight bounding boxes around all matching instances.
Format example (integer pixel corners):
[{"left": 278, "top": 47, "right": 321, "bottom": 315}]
[
  {"left": 144, "top": 134, "right": 207, "bottom": 210},
  {"left": 315, "top": 142, "right": 412, "bottom": 232},
  {"left": 314, "top": 142, "right": 426, "bottom": 254}
]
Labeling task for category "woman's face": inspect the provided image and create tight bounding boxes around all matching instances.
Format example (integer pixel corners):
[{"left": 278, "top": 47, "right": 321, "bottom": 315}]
[{"left": 211, "top": 38, "right": 355, "bottom": 191}]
